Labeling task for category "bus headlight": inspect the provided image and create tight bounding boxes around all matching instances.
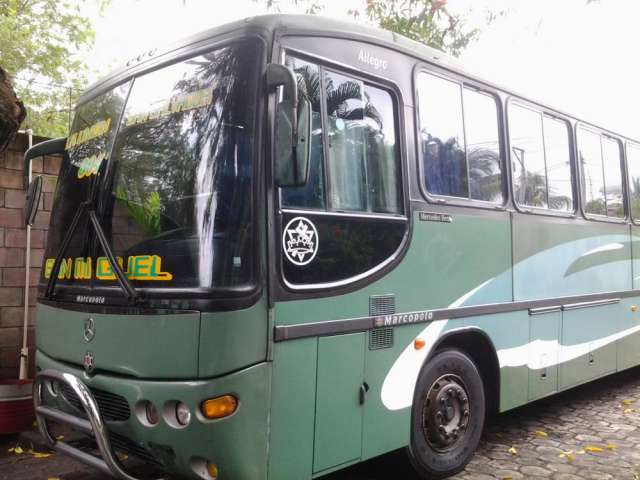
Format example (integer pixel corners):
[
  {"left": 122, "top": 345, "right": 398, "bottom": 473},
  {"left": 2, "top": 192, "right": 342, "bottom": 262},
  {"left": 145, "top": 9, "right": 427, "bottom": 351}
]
[
  {"left": 145, "top": 402, "right": 159, "bottom": 425},
  {"left": 201, "top": 395, "right": 238, "bottom": 419},
  {"left": 176, "top": 402, "right": 191, "bottom": 426}
]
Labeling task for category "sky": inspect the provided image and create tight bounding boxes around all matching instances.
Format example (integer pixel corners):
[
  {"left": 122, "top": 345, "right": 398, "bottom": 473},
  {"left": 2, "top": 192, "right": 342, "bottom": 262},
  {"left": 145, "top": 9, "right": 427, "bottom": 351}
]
[{"left": 80, "top": 0, "right": 640, "bottom": 140}]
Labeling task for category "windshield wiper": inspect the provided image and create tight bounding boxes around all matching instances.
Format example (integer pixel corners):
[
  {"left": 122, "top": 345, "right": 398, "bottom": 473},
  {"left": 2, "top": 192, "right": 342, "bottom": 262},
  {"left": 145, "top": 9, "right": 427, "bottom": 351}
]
[{"left": 45, "top": 200, "right": 141, "bottom": 304}]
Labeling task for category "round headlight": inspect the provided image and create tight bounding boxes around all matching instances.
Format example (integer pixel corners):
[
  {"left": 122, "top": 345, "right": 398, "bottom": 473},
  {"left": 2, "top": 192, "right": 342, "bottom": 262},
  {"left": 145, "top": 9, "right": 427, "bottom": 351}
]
[
  {"left": 176, "top": 402, "right": 191, "bottom": 426},
  {"left": 145, "top": 402, "right": 159, "bottom": 425}
]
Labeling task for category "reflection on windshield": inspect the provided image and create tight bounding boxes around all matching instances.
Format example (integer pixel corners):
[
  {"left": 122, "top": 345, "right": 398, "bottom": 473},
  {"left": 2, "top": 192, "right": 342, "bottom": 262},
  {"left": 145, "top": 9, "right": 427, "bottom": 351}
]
[
  {"left": 42, "top": 40, "right": 260, "bottom": 295},
  {"left": 107, "top": 41, "right": 259, "bottom": 289}
]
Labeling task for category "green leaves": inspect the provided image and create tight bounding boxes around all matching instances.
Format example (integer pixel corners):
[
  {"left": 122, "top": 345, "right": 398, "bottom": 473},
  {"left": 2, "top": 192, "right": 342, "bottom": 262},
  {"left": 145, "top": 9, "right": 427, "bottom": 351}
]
[
  {"left": 115, "top": 186, "right": 163, "bottom": 237},
  {"left": 255, "top": 0, "right": 500, "bottom": 58},
  {"left": 0, "top": 0, "right": 108, "bottom": 136}
]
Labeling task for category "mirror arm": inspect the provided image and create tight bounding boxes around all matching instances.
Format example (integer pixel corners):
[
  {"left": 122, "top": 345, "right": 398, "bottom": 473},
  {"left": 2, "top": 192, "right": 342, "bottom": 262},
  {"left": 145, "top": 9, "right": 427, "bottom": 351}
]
[{"left": 23, "top": 137, "right": 66, "bottom": 189}]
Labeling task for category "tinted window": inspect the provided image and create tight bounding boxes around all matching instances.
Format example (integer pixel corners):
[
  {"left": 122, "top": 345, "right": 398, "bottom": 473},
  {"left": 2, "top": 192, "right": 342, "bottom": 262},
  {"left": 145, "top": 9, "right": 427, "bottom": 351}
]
[
  {"left": 578, "top": 127, "right": 624, "bottom": 218},
  {"left": 509, "top": 104, "right": 547, "bottom": 208},
  {"left": 602, "top": 137, "right": 624, "bottom": 218},
  {"left": 279, "top": 56, "right": 406, "bottom": 288},
  {"left": 464, "top": 89, "right": 502, "bottom": 202},
  {"left": 281, "top": 57, "right": 325, "bottom": 209},
  {"left": 104, "top": 41, "right": 261, "bottom": 289},
  {"left": 509, "top": 104, "right": 574, "bottom": 212},
  {"left": 628, "top": 143, "right": 640, "bottom": 220},
  {"left": 42, "top": 83, "right": 130, "bottom": 288},
  {"left": 543, "top": 116, "right": 573, "bottom": 211},
  {"left": 281, "top": 59, "right": 402, "bottom": 215},
  {"left": 418, "top": 72, "right": 503, "bottom": 202},
  {"left": 418, "top": 73, "right": 467, "bottom": 197}
]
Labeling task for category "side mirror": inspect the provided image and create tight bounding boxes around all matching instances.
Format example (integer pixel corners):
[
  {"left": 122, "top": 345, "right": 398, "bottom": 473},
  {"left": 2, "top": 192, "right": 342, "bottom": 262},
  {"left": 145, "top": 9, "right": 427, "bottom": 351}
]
[
  {"left": 23, "top": 137, "right": 66, "bottom": 188},
  {"left": 24, "top": 175, "right": 43, "bottom": 226},
  {"left": 266, "top": 63, "right": 311, "bottom": 187}
]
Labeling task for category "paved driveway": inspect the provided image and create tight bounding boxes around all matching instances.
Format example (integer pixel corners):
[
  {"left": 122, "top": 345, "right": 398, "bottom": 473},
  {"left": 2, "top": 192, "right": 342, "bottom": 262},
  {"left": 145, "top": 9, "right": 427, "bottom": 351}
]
[{"left": 3, "top": 366, "right": 640, "bottom": 480}]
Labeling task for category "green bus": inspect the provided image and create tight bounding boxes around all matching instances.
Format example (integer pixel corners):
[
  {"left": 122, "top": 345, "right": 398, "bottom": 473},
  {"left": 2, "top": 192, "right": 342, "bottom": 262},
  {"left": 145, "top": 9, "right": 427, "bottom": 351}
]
[{"left": 27, "top": 13, "right": 640, "bottom": 480}]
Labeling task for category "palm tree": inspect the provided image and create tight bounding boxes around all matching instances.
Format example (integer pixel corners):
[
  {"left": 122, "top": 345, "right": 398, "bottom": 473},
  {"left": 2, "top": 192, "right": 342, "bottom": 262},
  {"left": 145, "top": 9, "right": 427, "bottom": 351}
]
[{"left": 0, "top": 66, "right": 26, "bottom": 154}]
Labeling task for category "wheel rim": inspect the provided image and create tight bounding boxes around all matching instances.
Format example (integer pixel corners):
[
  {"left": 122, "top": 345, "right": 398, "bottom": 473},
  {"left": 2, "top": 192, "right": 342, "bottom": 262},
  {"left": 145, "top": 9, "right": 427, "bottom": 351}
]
[{"left": 421, "top": 374, "right": 470, "bottom": 452}]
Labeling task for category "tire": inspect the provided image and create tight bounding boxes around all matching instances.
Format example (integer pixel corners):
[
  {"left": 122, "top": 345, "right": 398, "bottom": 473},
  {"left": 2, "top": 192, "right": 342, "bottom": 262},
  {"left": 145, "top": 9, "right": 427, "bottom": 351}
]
[{"left": 407, "top": 348, "right": 485, "bottom": 479}]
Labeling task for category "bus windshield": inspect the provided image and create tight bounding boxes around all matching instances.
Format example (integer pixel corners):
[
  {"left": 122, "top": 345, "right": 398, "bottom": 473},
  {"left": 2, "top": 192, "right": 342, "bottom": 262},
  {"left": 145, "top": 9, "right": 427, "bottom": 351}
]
[{"left": 43, "top": 39, "right": 261, "bottom": 296}]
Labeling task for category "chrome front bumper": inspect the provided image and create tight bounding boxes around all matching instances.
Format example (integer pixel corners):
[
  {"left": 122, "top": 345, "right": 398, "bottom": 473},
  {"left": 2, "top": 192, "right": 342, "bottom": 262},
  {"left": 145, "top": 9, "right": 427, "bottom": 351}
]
[{"left": 34, "top": 369, "right": 163, "bottom": 480}]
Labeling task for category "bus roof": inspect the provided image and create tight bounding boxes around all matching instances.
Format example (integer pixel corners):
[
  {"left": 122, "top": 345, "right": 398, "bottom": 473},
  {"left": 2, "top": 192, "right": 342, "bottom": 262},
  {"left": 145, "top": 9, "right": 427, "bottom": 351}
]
[{"left": 80, "top": 14, "right": 639, "bottom": 145}]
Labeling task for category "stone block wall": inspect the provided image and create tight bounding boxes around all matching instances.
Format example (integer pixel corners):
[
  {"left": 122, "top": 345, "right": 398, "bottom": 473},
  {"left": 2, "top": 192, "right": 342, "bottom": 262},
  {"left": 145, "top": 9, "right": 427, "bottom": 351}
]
[{"left": 0, "top": 132, "right": 59, "bottom": 379}]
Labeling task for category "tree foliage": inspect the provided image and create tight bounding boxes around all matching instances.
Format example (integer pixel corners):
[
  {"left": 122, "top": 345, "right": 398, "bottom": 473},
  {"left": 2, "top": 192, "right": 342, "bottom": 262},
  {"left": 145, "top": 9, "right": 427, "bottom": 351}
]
[
  {"left": 256, "top": 0, "right": 500, "bottom": 57},
  {"left": 0, "top": 0, "right": 105, "bottom": 137},
  {"left": 0, "top": 67, "right": 26, "bottom": 152}
]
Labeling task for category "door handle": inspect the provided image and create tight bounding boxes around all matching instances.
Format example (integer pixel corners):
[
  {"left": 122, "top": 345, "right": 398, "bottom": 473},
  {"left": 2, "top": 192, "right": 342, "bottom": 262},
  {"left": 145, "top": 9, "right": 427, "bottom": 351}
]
[{"left": 359, "top": 382, "right": 369, "bottom": 405}]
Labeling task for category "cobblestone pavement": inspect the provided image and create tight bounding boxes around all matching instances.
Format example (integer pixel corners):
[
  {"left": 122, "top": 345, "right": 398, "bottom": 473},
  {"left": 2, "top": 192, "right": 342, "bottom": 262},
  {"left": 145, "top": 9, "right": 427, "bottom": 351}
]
[{"left": 3, "top": 366, "right": 640, "bottom": 480}]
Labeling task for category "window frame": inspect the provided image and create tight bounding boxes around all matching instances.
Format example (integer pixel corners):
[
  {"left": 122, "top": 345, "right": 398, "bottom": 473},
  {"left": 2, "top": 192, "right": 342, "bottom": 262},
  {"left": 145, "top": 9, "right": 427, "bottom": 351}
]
[
  {"left": 274, "top": 47, "right": 412, "bottom": 295},
  {"left": 278, "top": 50, "right": 407, "bottom": 220},
  {"left": 506, "top": 98, "right": 577, "bottom": 218},
  {"left": 576, "top": 123, "right": 627, "bottom": 223},
  {"left": 414, "top": 65, "right": 507, "bottom": 210},
  {"left": 627, "top": 141, "right": 640, "bottom": 225}
]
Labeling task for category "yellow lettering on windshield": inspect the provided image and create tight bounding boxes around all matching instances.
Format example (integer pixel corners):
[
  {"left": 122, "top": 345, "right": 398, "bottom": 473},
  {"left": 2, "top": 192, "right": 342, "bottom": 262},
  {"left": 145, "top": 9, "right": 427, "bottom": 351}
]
[
  {"left": 66, "top": 118, "right": 111, "bottom": 150},
  {"left": 125, "top": 85, "right": 214, "bottom": 127},
  {"left": 44, "top": 254, "right": 173, "bottom": 282},
  {"left": 77, "top": 152, "right": 106, "bottom": 179}
]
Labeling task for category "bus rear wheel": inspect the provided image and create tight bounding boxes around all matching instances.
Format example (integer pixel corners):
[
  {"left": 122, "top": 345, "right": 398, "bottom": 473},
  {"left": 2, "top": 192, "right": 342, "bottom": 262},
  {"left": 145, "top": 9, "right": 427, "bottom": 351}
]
[{"left": 407, "top": 348, "right": 485, "bottom": 479}]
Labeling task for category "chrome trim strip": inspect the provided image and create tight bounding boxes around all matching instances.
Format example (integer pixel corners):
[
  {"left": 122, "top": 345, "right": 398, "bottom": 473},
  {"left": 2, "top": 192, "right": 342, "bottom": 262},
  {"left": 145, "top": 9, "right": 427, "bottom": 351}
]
[
  {"left": 528, "top": 305, "right": 562, "bottom": 316},
  {"left": 562, "top": 298, "right": 620, "bottom": 311},
  {"left": 34, "top": 369, "right": 164, "bottom": 480},
  {"left": 280, "top": 208, "right": 408, "bottom": 222},
  {"left": 282, "top": 248, "right": 402, "bottom": 291},
  {"left": 275, "top": 290, "right": 638, "bottom": 341}
]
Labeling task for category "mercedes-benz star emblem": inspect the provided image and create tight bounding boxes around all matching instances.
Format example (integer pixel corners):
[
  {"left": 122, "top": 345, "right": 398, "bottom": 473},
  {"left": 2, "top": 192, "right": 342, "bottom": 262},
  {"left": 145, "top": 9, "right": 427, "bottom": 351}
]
[
  {"left": 83, "top": 317, "right": 95, "bottom": 342},
  {"left": 83, "top": 351, "right": 95, "bottom": 374}
]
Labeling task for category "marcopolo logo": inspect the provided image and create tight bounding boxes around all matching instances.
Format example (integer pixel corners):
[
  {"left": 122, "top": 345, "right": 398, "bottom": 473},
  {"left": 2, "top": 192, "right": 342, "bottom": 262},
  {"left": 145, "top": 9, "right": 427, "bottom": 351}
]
[{"left": 283, "top": 216, "right": 319, "bottom": 266}]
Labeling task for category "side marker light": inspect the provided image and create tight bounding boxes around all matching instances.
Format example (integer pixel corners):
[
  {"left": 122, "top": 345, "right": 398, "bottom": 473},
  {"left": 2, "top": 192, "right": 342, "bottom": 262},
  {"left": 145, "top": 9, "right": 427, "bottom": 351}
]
[
  {"left": 414, "top": 338, "right": 426, "bottom": 350},
  {"left": 201, "top": 395, "right": 238, "bottom": 419}
]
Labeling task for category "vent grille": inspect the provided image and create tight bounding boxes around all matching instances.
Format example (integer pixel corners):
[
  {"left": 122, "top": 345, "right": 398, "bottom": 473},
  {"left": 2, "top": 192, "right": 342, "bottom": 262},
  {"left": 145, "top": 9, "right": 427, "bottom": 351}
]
[
  {"left": 109, "top": 432, "right": 164, "bottom": 467},
  {"left": 60, "top": 384, "right": 130, "bottom": 422},
  {"left": 369, "top": 294, "right": 396, "bottom": 317},
  {"left": 369, "top": 327, "right": 394, "bottom": 350}
]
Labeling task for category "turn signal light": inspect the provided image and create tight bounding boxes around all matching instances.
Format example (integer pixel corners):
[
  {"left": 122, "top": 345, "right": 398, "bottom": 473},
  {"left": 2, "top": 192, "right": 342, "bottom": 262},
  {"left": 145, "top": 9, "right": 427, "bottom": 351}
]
[
  {"left": 414, "top": 338, "right": 426, "bottom": 350},
  {"left": 201, "top": 395, "right": 238, "bottom": 419},
  {"left": 206, "top": 461, "right": 219, "bottom": 478}
]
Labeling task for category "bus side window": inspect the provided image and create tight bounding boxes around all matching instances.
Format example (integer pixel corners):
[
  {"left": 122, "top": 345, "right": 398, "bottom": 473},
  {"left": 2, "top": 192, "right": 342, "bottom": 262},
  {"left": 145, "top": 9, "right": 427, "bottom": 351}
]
[
  {"left": 281, "top": 57, "right": 326, "bottom": 210},
  {"left": 281, "top": 56, "right": 402, "bottom": 216},
  {"left": 578, "top": 127, "right": 624, "bottom": 219},
  {"left": 417, "top": 71, "right": 503, "bottom": 203},
  {"left": 509, "top": 103, "right": 574, "bottom": 212},
  {"left": 628, "top": 143, "right": 640, "bottom": 221}
]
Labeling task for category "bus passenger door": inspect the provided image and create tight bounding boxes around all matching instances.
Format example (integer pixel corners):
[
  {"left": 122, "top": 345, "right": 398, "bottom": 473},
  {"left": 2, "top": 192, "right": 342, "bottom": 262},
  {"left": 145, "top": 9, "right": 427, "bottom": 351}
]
[
  {"left": 528, "top": 310, "right": 561, "bottom": 400},
  {"left": 313, "top": 333, "right": 366, "bottom": 474}
]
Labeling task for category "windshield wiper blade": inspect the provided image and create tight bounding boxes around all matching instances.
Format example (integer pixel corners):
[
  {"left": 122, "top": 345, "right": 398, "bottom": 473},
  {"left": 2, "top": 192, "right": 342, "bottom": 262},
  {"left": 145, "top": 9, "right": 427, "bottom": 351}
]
[{"left": 45, "top": 201, "right": 141, "bottom": 304}]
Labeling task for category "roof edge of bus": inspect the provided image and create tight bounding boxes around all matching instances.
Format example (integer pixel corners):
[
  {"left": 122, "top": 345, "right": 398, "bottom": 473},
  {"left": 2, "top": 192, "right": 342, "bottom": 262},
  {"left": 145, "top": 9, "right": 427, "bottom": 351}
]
[
  {"left": 78, "top": 14, "right": 461, "bottom": 105},
  {"left": 77, "top": 14, "right": 639, "bottom": 144}
]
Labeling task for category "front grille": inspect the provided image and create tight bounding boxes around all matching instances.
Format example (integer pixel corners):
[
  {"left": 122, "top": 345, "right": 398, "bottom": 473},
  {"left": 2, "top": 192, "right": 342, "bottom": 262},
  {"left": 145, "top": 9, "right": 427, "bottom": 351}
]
[
  {"left": 60, "top": 384, "right": 130, "bottom": 421},
  {"left": 109, "top": 432, "right": 164, "bottom": 467}
]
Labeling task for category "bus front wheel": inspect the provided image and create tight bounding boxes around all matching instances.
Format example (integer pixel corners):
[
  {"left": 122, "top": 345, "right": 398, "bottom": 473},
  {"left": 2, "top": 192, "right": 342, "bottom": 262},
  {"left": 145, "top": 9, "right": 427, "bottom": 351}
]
[{"left": 407, "top": 348, "right": 485, "bottom": 479}]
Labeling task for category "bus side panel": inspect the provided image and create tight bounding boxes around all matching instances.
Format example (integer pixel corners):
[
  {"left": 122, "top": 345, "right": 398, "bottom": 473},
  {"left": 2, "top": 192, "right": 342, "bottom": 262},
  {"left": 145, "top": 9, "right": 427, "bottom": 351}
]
[
  {"left": 361, "top": 210, "right": 513, "bottom": 460},
  {"left": 513, "top": 215, "right": 633, "bottom": 393},
  {"left": 268, "top": 338, "right": 318, "bottom": 480},
  {"left": 465, "top": 311, "right": 530, "bottom": 412},
  {"left": 198, "top": 296, "right": 268, "bottom": 377},
  {"left": 512, "top": 216, "right": 632, "bottom": 300},
  {"left": 620, "top": 226, "right": 640, "bottom": 370}
]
